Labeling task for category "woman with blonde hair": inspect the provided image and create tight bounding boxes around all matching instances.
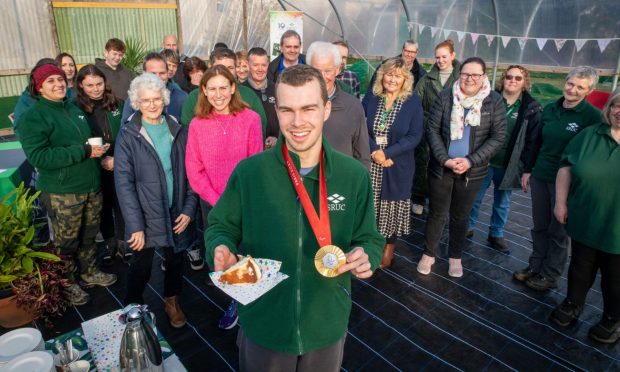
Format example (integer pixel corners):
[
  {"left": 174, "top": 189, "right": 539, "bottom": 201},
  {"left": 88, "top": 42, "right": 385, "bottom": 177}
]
[{"left": 362, "top": 57, "right": 424, "bottom": 268}]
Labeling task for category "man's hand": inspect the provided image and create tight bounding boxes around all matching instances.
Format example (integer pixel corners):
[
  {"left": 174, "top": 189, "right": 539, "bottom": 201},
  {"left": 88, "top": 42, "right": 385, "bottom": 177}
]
[
  {"left": 337, "top": 247, "right": 373, "bottom": 279},
  {"left": 128, "top": 231, "right": 145, "bottom": 251},
  {"left": 213, "top": 245, "right": 238, "bottom": 271}
]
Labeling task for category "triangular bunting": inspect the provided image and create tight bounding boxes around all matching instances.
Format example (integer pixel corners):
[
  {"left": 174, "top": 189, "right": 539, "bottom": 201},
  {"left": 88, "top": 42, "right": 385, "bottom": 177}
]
[
  {"left": 419, "top": 24, "right": 426, "bottom": 34},
  {"left": 574, "top": 39, "right": 587, "bottom": 52},
  {"left": 486, "top": 35, "right": 495, "bottom": 46},
  {"left": 597, "top": 39, "right": 611, "bottom": 52},
  {"left": 430, "top": 26, "right": 439, "bottom": 37},
  {"left": 554, "top": 39, "right": 567, "bottom": 52},
  {"left": 443, "top": 29, "right": 451, "bottom": 40},
  {"left": 456, "top": 31, "right": 465, "bottom": 42},
  {"left": 470, "top": 33, "right": 480, "bottom": 45},
  {"left": 407, "top": 21, "right": 415, "bottom": 32},
  {"left": 517, "top": 37, "right": 527, "bottom": 50},
  {"left": 536, "top": 38, "right": 547, "bottom": 50},
  {"left": 501, "top": 36, "right": 511, "bottom": 48}
]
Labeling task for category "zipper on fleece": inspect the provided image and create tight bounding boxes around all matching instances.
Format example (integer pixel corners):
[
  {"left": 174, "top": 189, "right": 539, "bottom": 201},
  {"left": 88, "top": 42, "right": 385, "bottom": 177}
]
[{"left": 295, "top": 179, "right": 304, "bottom": 353}]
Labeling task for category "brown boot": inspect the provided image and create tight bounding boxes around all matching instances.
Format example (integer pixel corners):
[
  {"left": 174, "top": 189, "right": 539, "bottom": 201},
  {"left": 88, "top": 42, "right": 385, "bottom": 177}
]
[
  {"left": 380, "top": 243, "right": 395, "bottom": 269},
  {"left": 164, "top": 296, "right": 187, "bottom": 328}
]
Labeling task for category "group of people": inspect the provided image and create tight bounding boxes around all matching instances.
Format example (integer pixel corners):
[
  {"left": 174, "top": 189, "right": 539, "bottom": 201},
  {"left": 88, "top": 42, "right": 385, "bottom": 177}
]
[{"left": 12, "top": 28, "right": 620, "bottom": 372}]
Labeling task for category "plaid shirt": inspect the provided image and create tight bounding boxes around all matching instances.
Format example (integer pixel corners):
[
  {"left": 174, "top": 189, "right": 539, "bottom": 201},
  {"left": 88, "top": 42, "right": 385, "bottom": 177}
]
[{"left": 336, "top": 69, "right": 360, "bottom": 98}]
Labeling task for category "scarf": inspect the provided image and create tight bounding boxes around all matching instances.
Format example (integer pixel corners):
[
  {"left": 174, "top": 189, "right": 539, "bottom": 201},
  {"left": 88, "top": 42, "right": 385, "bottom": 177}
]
[{"left": 450, "top": 76, "right": 491, "bottom": 140}]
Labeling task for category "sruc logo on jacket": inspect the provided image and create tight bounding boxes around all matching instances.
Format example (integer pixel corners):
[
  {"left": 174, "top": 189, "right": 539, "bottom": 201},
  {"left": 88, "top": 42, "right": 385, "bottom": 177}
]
[{"left": 328, "top": 194, "right": 346, "bottom": 211}]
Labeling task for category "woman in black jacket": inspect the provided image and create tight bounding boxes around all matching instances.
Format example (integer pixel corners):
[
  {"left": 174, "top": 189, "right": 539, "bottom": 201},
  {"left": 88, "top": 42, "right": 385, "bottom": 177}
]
[
  {"left": 467, "top": 66, "right": 543, "bottom": 253},
  {"left": 115, "top": 73, "right": 197, "bottom": 328},
  {"left": 419, "top": 57, "right": 506, "bottom": 278},
  {"left": 75, "top": 64, "right": 127, "bottom": 265}
]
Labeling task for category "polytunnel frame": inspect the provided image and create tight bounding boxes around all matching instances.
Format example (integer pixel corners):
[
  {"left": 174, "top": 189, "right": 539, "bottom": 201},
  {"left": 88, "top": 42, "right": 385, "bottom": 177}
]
[{"left": 276, "top": 1, "right": 619, "bottom": 90}]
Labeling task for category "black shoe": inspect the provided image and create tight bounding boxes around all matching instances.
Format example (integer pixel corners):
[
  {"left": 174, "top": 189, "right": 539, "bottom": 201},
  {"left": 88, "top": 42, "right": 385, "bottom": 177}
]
[
  {"left": 589, "top": 314, "right": 620, "bottom": 344},
  {"left": 466, "top": 230, "right": 474, "bottom": 238},
  {"left": 525, "top": 274, "right": 557, "bottom": 291},
  {"left": 513, "top": 266, "right": 537, "bottom": 283},
  {"left": 549, "top": 299, "right": 582, "bottom": 327},
  {"left": 487, "top": 236, "right": 510, "bottom": 253},
  {"left": 102, "top": 238, "right": 118, "bottom": 267},
  {"left": 116, "top": 241, "right": 133, "bottom": 262}
]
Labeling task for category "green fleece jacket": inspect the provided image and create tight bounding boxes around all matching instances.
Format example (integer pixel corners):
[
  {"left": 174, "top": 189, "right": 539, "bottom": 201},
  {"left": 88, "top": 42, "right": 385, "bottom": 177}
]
[
  {"left": 414, "top": 60, "right": 461, "bottom": 114},
  {"left": 17, "top": 97, "right": 99, "bottom": 194},
  {"left": 205, "top": 138, "right": 384, "bottom": 355},
  {"left": 180, "top": 85, "right": 267, "bottom": 138}
]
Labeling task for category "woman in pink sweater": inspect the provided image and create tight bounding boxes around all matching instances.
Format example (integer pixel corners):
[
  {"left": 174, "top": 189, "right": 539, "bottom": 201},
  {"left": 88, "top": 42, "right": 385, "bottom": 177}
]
[{"left": 186, "top": 65, "right": 263, "bottom": 212}]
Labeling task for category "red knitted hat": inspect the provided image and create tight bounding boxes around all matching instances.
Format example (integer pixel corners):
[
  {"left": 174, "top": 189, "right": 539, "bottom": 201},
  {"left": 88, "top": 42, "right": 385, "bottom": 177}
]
[{"left": 32, "top": 64, "right": 66, "bottom": 91}]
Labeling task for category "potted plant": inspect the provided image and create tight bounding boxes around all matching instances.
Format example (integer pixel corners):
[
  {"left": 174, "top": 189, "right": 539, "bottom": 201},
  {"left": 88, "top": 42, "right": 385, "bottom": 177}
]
[{"left": 0, "top": 183, "right": 70, "bottom": 328}]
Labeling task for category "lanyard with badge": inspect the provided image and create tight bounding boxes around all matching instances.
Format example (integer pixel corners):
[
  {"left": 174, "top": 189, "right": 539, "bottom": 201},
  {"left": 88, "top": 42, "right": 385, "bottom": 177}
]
[
  {"left": 376, "top": 96, "right": 394, "bottom": 146},
  {"left": 281, "top": 143, "right": 346, "bottom": 277}
]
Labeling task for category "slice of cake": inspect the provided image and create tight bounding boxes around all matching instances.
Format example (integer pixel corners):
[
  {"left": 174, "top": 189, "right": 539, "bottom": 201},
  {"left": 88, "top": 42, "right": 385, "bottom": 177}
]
[{"left": 219, "top": 256, "right": 262, "bottom": 285}]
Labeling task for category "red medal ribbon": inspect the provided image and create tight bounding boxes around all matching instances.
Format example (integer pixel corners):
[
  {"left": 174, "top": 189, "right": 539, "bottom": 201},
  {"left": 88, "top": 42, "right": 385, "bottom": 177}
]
[{"left": 282, "top": 143, "right": 331, "bottom": 247}]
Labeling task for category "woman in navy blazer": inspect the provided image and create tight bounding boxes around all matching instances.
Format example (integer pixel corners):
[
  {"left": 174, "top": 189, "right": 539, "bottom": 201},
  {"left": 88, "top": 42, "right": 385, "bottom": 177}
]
[{"left": 362, "top": 57, "right": 424, "bottom": 269}]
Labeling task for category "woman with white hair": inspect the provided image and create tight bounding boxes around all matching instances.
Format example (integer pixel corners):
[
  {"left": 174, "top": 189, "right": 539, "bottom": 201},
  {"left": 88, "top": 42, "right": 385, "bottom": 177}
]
[
  {"left": 115, "top": 73, "right": 197, "bottom": 328},
  {"left": 548, "top": 88, "right": 620, "bottom": 344},
  {"left": 514, "top": 66, "right": 600, "bottom": 291}
]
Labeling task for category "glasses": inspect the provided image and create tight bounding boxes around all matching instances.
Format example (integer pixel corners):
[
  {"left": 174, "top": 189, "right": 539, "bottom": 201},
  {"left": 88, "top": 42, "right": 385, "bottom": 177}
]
[
  {"left": 403, "top": 49, "right": 418, "bottom": 54},
  {"left": 460, "top": 73, "right": 484, "bottom": 81},
  {"left": 505, "top": 74, "right": 523, "bottom": 82},
  {"left": 139, "top": 97, "right": 164, "bottom": 106}
]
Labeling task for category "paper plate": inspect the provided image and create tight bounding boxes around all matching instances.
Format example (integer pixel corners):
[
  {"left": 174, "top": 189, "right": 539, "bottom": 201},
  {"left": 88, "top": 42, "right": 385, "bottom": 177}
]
[
  {"left": 1, "top": 351, "right": 53, "bottom": 372},
  {"left": 0, "top": 328, "right": 43, "bottom": 362}
]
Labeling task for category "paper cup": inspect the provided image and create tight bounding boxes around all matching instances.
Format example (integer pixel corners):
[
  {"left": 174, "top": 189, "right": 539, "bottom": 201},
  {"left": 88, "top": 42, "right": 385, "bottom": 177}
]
[{"left": 87, "top": 137, "right": 103, "bottom": 146}]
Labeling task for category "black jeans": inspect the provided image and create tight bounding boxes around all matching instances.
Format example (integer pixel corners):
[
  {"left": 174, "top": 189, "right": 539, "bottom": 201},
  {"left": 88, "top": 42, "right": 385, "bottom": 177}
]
[
  {"left": 566, "top": 240, "right": 620, "bottom": 318},
  {"left": 100, "top": 170, "right": 125, "bottom": 241},
  {"left": 424, "top": 171, "right": 484, "bottom": 259},
  {"left": 124, "top": 246, "right": 183, "bottom": 305}
]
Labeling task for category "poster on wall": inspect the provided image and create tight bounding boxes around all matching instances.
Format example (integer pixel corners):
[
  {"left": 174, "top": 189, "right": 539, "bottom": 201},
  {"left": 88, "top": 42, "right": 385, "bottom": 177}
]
[{"left": 269, "top": 11, "right": 304, "bottom": 61}]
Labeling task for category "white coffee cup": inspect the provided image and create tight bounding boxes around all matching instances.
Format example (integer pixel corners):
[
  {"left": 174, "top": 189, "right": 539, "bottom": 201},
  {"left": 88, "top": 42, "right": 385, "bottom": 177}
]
[{"left": 87, "top": 137, "right": 103, "bottom": 146}]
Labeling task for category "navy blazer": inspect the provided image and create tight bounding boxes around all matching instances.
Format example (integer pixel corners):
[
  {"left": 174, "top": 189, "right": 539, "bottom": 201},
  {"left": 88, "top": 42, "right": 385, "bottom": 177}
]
[{"left": 363, "top": 93, "right": 424, "bottom": 200}]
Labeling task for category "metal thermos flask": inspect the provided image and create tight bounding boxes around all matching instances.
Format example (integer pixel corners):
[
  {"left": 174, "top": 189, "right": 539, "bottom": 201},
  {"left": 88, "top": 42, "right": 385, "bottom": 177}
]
[{"left": 119, "top": 305, "right": 164, "bottom": 371}]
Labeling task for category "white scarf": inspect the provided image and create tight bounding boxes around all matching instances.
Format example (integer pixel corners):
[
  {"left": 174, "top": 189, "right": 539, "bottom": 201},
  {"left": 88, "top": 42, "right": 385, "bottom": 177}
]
[{"left": 450, "top": 76, "right": 491, "bottom": 140}]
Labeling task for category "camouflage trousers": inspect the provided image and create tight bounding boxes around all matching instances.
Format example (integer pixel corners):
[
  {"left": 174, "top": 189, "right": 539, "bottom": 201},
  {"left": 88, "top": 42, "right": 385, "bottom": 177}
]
[{"left": 40, "top": 191, "right": 102, "bottom": 279}]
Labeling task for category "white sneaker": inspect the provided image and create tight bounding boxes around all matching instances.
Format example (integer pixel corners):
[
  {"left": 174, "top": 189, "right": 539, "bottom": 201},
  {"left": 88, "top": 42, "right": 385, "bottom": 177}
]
[
  {"left": 412, "top": 204, "right": 424, "bottom": 215},
  {"left": 448, "top": 258, "right": 463, "bottom": 278},
  {"left": 417, "top": 254, "right": 435, "bottom": 275}
]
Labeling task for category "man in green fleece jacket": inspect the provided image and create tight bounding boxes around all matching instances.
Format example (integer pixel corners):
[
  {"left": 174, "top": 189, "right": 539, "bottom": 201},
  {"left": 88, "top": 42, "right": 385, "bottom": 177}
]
[{"left": 206, "top": 65, "right": 384, "bottom": 370}]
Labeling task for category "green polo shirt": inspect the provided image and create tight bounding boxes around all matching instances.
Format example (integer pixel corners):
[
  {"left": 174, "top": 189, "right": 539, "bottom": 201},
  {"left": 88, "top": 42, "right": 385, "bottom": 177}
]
[
  {"left": 531, "top": 98, "right": 600, "bottom": 183},
  {"left": 560, "top": 123, "right": 620, "bottom": 254},
  {"left": 490, "top": 97, "right": 521, "bottom": 167}
]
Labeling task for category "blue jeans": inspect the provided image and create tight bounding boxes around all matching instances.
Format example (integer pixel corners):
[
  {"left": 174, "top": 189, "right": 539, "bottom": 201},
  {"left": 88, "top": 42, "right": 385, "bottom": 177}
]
[{"left": 468, "top": 166, "right": 512, "bottom": 238}]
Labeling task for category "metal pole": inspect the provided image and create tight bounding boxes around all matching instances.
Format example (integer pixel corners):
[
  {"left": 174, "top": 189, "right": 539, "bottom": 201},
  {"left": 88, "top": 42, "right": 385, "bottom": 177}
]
[
  {"left": 327, "top": 0, "right": 345, "bottom": 40},
  {"left": 242, "top": 0, "right": 249, "bottom": 52},
  {"left": 175, "top": 0, "right": 184, "bottom": 54},
  {"left": 491, "top": 0, "right": 500, "bottom": 87},
  {"left": 612, "top": 50, "right": 620, "bottom": 92},
  {"left": 399, "top": 0, "right": 413, "bottom": 41}
]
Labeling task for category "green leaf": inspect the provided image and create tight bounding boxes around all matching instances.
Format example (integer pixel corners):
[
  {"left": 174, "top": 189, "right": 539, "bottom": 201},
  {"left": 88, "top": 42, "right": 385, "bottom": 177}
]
[
  {"left": 27, "top": 252, "right": 61, "bottom": 261},
  {"left": 21, "top": 256, "right": 33, "bottom": 272}
]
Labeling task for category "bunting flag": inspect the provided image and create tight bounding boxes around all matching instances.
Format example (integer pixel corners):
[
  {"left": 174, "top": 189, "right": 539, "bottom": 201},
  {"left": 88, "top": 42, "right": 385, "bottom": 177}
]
[
  {"left": 409, "top": 21, "right": 618, "bottom": 54},
  {"left": 554, "top": 39, "right": 567, "bottom": 52},
  {"left": 470, "top": 33, "right": 480, "bottom": 45},
  {"left": 501, "top": 36, "right": 511, "bottom": 48},
  {"left": 486, "top": 35, "right": 495, "bottom": 46},
  {"left": 597, "top": 39, "right": 611, "bottom": 52},
  {"left": 574, "top": 39, "right": 587, "bottom": 52}
]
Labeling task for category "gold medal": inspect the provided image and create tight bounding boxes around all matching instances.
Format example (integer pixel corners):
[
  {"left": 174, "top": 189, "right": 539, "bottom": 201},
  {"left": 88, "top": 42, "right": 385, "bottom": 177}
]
[{"left": 314, "top": 245, "right": 346, "bottom": 277}]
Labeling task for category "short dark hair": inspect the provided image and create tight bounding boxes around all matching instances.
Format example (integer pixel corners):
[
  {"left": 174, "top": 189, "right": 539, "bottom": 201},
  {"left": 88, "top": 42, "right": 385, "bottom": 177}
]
[
  {"left": 209, "top": 48, "right": 237, "bottom": 65},
  {"left": 280, "top": 30, "right": 301, "bottom": 46},
  {"left": 276, "top": 64, "right": 327, "bottom": 104},
  {"left": 105, "top": 38, "right": 126, "bottom": 53},
  {"left": 161, "top": 49, "right": 180, "bottom": 65},
  {"left": 461, "top": 57, "right": 486, "bottom": 72},
  {"left": 332, "top": 40, "right": 348, "bottom": 49},
  {"left": 248, "top": 47, "right": 268, "bottom": 59},
  {"left": 142, "top": 52, "right": 168, "bottom": 72},
  {"left": 183, "top": 56, "right": 207, "bottom": 79},
  {"left": 213, "top": 42, "right": 229, "bottom": 50}
]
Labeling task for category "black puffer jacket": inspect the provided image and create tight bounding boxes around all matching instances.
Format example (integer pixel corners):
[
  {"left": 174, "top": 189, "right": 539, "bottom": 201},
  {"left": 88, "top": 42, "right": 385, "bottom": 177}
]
[
  {"left": 114, "top": 112, "right": 197, "bottom": 252},
  {"left": 267, "top": 53, "right": 307, "bottom": 85},
  {"left": 426, "top": 89, "right": 507, "bottom": 181}
]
